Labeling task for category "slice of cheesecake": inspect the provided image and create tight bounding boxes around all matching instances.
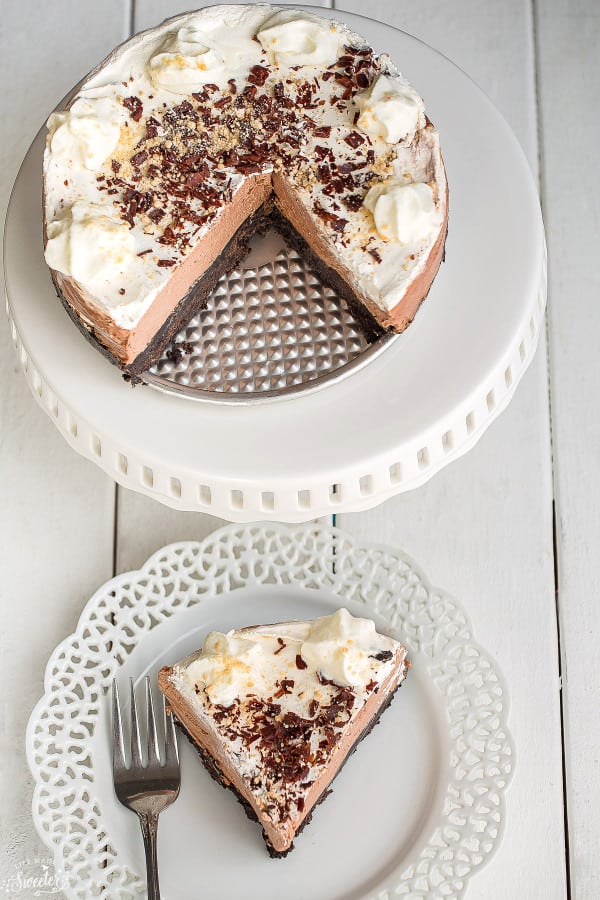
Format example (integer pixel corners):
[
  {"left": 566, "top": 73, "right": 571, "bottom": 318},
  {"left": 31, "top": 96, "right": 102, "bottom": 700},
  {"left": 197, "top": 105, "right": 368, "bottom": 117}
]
[{"left": 158, "top": 607, "right": 408, "bottom": 856}]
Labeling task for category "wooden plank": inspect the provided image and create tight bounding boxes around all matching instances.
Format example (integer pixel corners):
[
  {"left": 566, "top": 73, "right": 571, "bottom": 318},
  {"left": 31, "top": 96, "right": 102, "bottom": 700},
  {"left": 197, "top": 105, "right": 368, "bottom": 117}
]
[
  {"left": 335, "top": 1, "right": 565, "bottom": 898},
  {"left": 114, "top": 488, "right": 230, "bottom": 573},
  {"left": 535, "top": 1, "right": 600, "bottom": 896},
  {"left": 0, "top": 0, "right": 128, "bottom": 885}
]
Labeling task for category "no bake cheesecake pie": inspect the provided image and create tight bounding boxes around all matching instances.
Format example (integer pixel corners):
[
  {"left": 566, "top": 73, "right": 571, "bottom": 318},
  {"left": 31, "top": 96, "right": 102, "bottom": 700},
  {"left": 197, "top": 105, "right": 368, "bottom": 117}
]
[
  {"left": 43, "top": 5, "right": 448, "bottom": 375},
  {"left": 158, "top": 608, "right": 408, "bottom": 856}
]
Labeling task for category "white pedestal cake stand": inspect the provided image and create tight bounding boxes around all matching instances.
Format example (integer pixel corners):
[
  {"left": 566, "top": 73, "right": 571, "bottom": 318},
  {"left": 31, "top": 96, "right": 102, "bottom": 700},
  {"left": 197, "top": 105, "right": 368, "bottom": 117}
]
[{"left": 3, "top": 8, "right": 546, "bottom": 524}]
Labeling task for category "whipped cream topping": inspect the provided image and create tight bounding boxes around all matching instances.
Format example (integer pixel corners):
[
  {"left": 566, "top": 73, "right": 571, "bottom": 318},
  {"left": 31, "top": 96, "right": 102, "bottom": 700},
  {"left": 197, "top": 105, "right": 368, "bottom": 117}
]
[
  {"left": 47, "top": 95, "right": 125, "bottom": 170},
  {"left": 186, "top": 631, "right": 263, "bottom": 707},
  {"left": 364, "top": 180, "right": 441, "bottom": 244},
  {"left": 148, "top": 26, "right": 227, "bottom": 93},
  {"left": 356, "top": 74, "right": 425, "bottom": 144},
  {"left": 179, "top": 608, "right": 401, "bottom": 707},
  {"left": 44, "top": 202, "right": 147, "bottom": 311},
  {"left": 43, "top": 5, "right": 447, "bottom": 330},
  {"left": 257, "top": 9, "right": 346, "bottom": 67},
  {"left": 301, "top": 608, "right": 392, "bottom": 687},
  {"left": 148, "top": 6, "right": 273, "bottom": 93}
]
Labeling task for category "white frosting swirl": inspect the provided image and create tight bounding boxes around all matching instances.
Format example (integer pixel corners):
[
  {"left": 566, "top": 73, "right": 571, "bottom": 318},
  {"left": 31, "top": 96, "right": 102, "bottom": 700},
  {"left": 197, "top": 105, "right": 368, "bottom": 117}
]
[
  {"left": 46, "top": 95, "right": 125, "bottom": 170},
  {"left": 357, "top": 74, "right": 425, "bottom": 144},
  {"left": 363, "top": 180, "right": 440, "bottom": 243},
  {"left": 148, "top": 25, "right": 227, "bottom": 93},
  {"left": 185, "top": 631, "right": 263, "bottom": 707},
  {"left": 44, "top": 202, "right": 139, "bottom": 297},
  {"left": 300, "top": 608, "right": 391, "bottom": 687},
  {"left": 257, "top": 10, "right": 345, "bottom": 67}
]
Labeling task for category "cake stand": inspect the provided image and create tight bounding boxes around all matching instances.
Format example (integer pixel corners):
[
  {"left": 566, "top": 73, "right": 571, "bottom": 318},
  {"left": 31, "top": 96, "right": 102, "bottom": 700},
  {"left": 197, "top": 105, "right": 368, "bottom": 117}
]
[{"left": 3, "top": 7, "right": 546, "bottom": 523}]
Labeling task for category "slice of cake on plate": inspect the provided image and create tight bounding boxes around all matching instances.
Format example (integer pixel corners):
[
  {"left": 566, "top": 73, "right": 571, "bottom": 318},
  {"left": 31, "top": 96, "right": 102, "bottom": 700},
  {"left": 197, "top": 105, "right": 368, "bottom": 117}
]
[{"left": 158, "top": 607, "right": 408, "bottom": 856}]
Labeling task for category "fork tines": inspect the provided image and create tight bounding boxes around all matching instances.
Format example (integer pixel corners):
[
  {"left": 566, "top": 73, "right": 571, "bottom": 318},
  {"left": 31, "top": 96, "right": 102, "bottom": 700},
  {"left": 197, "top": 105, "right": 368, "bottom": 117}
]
[
  {"left": 112, "top": 676, "right": 179, "bottom": 775},
  {"left": 111, "top": 676, "right": 180, "bottom": 899}
]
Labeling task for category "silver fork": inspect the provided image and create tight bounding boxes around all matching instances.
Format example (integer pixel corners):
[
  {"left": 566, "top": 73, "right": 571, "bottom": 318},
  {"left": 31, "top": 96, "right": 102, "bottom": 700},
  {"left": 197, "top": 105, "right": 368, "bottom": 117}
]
[{"left": 112, "top": 677, "right": 180, "bottom": 900}]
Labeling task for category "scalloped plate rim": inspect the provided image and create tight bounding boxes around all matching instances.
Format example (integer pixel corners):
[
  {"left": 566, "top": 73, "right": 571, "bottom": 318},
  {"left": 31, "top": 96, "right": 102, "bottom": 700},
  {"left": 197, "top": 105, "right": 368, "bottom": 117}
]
[{"left": 26, "top": 523, "right": 515, "bottom": 899}]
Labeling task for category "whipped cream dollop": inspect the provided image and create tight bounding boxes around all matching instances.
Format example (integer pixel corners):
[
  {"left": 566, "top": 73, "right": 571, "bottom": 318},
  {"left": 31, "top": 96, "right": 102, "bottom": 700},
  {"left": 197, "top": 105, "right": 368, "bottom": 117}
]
[
  {"left": 257, "top": 9, "right": 345, "bottom": 67},
  {"left": 364, "top": 180, "right": 440, "bottom": 243},
  {"left": 148, "top": 25, "right": 227, "bottom": 92},
  {"left": 300, "top": 608, "right": 392, "bottom": 687},
  {"left": 44, "top": 202, "right": 139, "bottom": 298},
  {"left": 185, "top": 631, "right": 263, "bottom": 707},
  {"left": 356, "top": 74, "right": 425, "bottom": 144},
  {"left": 46, "top": 95, "right": 125, "bottom": 170},
  {"left": 181, "top": 609, "right": 398, "bottom": 707}
]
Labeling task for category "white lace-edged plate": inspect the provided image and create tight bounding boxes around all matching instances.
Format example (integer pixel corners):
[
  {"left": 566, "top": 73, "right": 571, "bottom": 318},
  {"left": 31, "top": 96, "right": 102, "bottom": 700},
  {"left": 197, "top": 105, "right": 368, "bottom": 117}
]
[{"left": 27, "top": 524, "right": 514, "bottom": 899}]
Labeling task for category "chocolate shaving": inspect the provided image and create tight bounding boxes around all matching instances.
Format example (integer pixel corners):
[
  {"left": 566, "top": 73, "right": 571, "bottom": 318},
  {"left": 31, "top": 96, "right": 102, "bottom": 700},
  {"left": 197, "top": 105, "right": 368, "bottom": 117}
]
[
  {"left": 344, "top": 131, "right": 365, "bottom": 149},
  {"left": 273, "top": 678, "right": 295, "bottom": 698},
  {"left": 313, "top": 202, "right": 348, "bottom": 233},
  {"left": 130, "top": 150, "right": 148, "bottom": 168},
  {"left": 123, "top": 95, "right": 143, "bottom": 122},
  {"left": 335, "top": 54, "right": 356, "bottom": 68},
  {"left": 186, "top": 171, "right": 209, "bottom": 189},
  {"left": 317, "top": 164, "right": 331, "bottom": 184},
  {"left": 314, "top": 145, "right": 332, "bottom": 161},
  {"left": 248, "top": 64, "right": 270, "bottom": 86},
  {"left": 371, "top": 650, "right": 393, "bottom": 662},
  {"left": 236, "top": 162, "right": 263, "bottom": 175}
]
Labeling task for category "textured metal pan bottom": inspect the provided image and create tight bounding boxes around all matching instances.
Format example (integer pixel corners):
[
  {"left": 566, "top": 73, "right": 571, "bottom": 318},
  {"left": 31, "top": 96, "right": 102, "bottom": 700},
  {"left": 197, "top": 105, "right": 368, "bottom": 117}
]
[{"left": 144, "top": 231, "right": 397, "bottom": 404}]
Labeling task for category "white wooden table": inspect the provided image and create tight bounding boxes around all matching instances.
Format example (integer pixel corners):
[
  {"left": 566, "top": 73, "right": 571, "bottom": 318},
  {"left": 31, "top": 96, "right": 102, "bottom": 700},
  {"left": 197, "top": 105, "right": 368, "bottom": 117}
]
[{"left": 0, "top": 1, "right": 597, "bottom": 897}]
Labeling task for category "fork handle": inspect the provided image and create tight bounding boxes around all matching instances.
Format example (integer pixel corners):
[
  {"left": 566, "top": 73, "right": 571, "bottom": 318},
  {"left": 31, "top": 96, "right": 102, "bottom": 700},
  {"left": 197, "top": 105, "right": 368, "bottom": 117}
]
[{"left": 138, "top": 811, "right": 161, "bottom": 900}]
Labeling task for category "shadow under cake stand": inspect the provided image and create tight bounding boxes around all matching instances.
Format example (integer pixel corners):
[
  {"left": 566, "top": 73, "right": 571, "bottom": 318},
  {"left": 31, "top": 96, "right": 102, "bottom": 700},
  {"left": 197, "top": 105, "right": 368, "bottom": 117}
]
[{"left": 4, "top": 8, "right": 546, "bottom": 523}]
